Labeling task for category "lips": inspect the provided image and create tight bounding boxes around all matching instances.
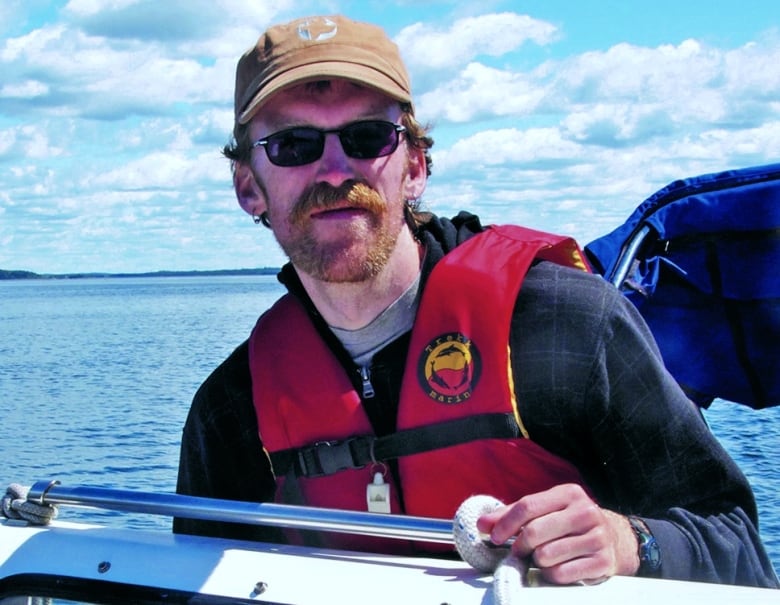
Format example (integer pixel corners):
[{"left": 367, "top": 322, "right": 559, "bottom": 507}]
[{"left": 311, "top": 205, "right": 367, "bottom": 218}]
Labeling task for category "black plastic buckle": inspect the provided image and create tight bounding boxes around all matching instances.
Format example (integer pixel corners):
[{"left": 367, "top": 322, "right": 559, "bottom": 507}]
[{"left": 297, "top": 438, "right": 365, "bottom": 478}]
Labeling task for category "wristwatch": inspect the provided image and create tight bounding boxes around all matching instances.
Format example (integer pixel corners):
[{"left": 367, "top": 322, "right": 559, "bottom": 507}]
[{"left": 628, "top": 516, "right": 661, "bottom": 575}]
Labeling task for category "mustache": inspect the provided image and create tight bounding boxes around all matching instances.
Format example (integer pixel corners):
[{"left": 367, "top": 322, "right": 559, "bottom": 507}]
[{"left": 290, "top": 181, "right": 386, "bottom": 225}]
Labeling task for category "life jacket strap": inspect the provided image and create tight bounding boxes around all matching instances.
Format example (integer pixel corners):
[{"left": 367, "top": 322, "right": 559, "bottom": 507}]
[{"left": 269, "top": 412, "right": 522, "bottom": 478}]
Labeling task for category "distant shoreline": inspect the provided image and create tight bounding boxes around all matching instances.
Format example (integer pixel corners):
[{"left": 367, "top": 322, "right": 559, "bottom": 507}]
[{"left": 0, "top": 267, "right": 280, "bottom": 281}]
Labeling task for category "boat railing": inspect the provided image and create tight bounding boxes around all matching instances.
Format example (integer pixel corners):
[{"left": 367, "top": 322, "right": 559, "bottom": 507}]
[{"left": 20, "top": 479, "right": 455, "bottom": 544}]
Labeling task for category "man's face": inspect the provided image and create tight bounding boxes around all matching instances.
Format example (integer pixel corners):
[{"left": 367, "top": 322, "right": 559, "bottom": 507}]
[{"left": 243, "top": 80, "right": 425, "bottom": 283}]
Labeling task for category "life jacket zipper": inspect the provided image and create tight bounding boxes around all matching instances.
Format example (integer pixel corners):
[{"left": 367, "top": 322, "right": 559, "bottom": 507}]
[{"left": 359, "top": 365, "right": 376, "bottom": 399}]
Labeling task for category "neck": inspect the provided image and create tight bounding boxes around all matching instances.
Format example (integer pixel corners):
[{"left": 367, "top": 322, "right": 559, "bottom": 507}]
[{"left": 297, "top": 228, "right": 422, "bottom": 330}]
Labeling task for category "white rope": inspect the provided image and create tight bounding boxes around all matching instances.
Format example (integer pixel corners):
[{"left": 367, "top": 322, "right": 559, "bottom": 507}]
[
  {"left": 493, "top": 553, "right": 529, "bottom": 605},
  {"left": 453, "top": 495, "right": 528, "bottom": 605},
  {"left": 2, "top": 483, "right": 58, "bottom": 525}
]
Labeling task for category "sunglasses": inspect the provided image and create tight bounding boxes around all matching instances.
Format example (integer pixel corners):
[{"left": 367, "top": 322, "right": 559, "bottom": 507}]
[{"left": 251, "top": 120, "right": 407, "bottom": 167}]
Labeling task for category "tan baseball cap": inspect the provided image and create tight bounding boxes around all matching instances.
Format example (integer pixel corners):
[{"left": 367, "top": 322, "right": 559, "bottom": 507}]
[{"left": 234, "top": 15, "right": 413, "bottom": 127}]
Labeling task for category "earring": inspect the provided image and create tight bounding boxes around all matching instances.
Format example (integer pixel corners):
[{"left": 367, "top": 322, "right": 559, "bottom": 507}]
[{"left": 253, "top": 212, "right": 271, "bottom": 228}]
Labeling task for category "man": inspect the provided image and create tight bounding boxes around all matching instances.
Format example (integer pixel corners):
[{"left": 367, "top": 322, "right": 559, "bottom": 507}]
[{"left": 175, "top": 15, "right": 778, "bottom": 588}]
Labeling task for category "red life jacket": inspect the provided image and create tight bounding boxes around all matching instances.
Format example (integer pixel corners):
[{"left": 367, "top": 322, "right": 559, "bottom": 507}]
[{"left": 249, "top": 225, "right": 592, "bottom": 553}]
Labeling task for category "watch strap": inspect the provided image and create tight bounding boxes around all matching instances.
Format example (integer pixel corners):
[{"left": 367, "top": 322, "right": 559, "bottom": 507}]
[{"left": 628, "top": 515, "right": 661, "bottom": 575}]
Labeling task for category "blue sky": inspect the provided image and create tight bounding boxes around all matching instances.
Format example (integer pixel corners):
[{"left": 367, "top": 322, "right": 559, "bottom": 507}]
[{"left": 2, "top": 0, "right": 779, "bottom": 274}]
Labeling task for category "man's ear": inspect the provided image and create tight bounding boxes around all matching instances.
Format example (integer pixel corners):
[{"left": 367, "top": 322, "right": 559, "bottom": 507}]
[
  {"left": 403, "top": 146, "right": 428, "bottom": 202},
  {"left": 233, "top": 162, "right": 267, "bottom": 217}
]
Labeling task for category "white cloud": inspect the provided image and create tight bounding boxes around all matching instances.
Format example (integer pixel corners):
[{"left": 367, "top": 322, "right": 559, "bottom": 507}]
[
  {"left": 0, "top": 80, "right": 49, "bottom": 98},
  {"left": 434, "top": 127, "right": 583, "bottom": 174},
  {"left": 2, "top": 5, "right": 779, "bottom": 274},
  {"left": 0, "top": 128, "right": 16, "bottom": 157},
  {"left": 0, "top": 125, "right": 65, "bottom": 160},
  {"left": 0, "top": 5, "right": 275, "bottom": 124},
  {"left": 1, "top": 23, "right": 66, "bottom": 61},
  {"left": 22, "top": 127, "right": 64, "bottom": 159},
  {"left": 559, "top": 39, "right": 721, "bottom": 101},
  {"left": 65, "top": 0, "right": 289, "bottom": 42},
  {"left": 551, "top": 37, "right": 780, "bottom": 134},
  {"left": 419, "top": 33, "right": 780, "bottom": 153},
  {"left": 65, "top": 0, "right": 139, "bottom": 15},
  {"left": 84, "top": 150, "right": 220, "bottom": 191},
  {"left": 417, "top": 62, "right": 544, "bottom": 122},
  {"left": 397, "top": 12, "right": 558, "bottom": 71}
]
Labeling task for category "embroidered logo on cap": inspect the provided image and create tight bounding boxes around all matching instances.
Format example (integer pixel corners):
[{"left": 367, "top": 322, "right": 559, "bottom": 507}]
[
  {"left": 297, "top": 17, "right": 338, "bottom": 42},
  {"left": 417, "top": 332, "right": 482, "bottom": 404}
]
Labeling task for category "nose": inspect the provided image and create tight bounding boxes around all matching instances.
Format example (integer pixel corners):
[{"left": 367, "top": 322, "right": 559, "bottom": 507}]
[{"left": 315, "top": 132, "right": 355, "bottom": 186}]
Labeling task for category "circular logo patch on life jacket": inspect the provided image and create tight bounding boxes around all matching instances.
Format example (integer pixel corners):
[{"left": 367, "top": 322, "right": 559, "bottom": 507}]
[{"left": 417, "top": 332, "right": 481, "bottom": 403}]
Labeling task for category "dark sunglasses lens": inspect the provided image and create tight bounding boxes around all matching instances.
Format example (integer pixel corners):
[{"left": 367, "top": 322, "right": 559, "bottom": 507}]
[
  {"left": 341, "top": 122, "right": 400, "bottom": 159},
  {"left": 266, "top": 128, "right": 324, "bottom": 166}
]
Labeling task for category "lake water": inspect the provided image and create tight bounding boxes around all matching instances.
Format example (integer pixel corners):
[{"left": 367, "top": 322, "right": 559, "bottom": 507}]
[{"left": 1, "top": 275, "right": 778, "bottom": 575}]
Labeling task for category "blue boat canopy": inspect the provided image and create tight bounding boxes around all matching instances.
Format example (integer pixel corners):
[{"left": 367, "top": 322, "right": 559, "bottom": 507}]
[{"left": 586, "top": 163, "right": 780, "bottom": 409}]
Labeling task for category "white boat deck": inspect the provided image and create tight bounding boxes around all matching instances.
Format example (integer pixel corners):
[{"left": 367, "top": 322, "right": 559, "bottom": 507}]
[{"left": 1, "top": 519, "right": 777, "bottom": 605}]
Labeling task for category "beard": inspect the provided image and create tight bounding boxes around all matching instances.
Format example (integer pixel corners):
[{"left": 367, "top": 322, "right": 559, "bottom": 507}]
[{"left": 273, "top": 180, "right": 406, "bottom": 283}]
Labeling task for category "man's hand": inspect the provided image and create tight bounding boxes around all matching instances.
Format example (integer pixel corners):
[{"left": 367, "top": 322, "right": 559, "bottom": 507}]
[{"left": 476, "top": 484, "right": 640, "bottom": 585}]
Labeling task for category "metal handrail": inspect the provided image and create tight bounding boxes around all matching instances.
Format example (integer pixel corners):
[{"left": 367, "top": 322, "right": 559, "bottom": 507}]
[
  {"left": 608, "top": 224, "right": 653, "bottom": 288},
  {"left": 26, "top": 480, "right": 455, "bottom": 544}
]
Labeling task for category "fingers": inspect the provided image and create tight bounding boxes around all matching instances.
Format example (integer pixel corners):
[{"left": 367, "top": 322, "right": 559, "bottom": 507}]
[
  {"left": 475, "top": 484, "right": 626, "bottom": 585},
  {"left": 523, "top": 515, "right": 614, "bottom": 584},
  {"left": 477, "top": 483, "right": 591, "bottom": 548}
]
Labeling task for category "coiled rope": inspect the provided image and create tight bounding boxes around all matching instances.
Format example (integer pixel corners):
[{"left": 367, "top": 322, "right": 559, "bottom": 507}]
[
  {"left": 1, "top": 483, "right": 58, "bottom": 525},
  {"left": 453, "top": 494, "right": 530, "bottom": 605}
]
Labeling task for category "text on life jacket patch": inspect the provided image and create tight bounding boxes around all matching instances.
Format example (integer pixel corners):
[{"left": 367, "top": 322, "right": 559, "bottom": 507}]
[{"left": 417, "top": 332, "right": 482, "bottom": 404}]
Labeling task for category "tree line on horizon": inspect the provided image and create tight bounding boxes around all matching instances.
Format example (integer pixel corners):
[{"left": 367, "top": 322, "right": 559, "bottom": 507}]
[{"left": 0, "top": 268, "right": 280, "bottom": 280}]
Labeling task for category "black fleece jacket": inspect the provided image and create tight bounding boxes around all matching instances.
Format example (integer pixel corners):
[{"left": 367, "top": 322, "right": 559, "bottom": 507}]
[{"left": 175, "top": 212, "right": 778, "bottom": 588}]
